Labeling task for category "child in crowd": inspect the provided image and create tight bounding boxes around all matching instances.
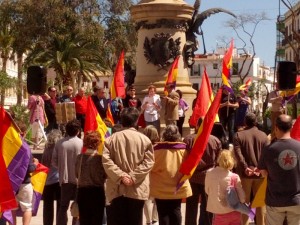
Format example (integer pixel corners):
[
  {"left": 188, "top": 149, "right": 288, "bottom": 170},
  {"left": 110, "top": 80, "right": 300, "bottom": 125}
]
[{"left": 205, "top": 150, "right": 245, "bottom": 225}]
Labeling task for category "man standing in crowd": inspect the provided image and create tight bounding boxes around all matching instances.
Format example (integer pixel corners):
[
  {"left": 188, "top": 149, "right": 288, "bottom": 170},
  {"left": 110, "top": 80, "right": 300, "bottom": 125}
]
[
  {"left": 123, "top": 85, "right": 142, "bottom": 110},
  {"left": 258, "top": 114, "right": 300, "bottom": 225},
  {"left": 60, "top": 85, "right": 74, "bottom": 102},
  {"left": 184, "top": 118, "right": 222, "bottom": 225},
  {"left": 91, "top": 85, "right": 108, "bottom": 120},
  {"left": 163, "top": 83, "right": 179, "bottom": 126},
  {"left": 268, "top": 83, "right": 283, "bottom": 140},
  {"left": 73, "top": 87, "right": 87, "bottom": 130},
  {"left": 102, "top": 107, "right": 154, "bottom": 225},
  {"left": 218, "top": 86, "right": 239, "bottom": 143},
  {"left": 234, "top": 113, "right": 269, "bottom": 225},
  {"left": 52, "top": 119, "right": 82, "bottom": 225},
  {"left": 44, "top": 86, "right": 59, "bottom": 133}
]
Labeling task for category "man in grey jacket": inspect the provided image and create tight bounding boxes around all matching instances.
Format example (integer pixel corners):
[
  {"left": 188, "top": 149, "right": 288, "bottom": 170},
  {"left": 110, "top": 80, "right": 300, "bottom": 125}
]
[
  {"left": 103, "top": 107, "right": 154, "bottom": 225},
  {"left": 52, "top": 119, "right": 82, "bottom": 225}
]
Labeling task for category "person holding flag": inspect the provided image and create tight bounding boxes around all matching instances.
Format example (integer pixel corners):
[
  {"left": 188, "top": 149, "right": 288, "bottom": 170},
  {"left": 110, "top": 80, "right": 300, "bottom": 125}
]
[
  {"left": 235, "top": 90, "right": 251, "bottom": 130},
  {"left": 218, "top": 86, "right": 239, "bottom": 144},
  {"left": 163, "top": 83, "right": 179, "bottom": 126}
]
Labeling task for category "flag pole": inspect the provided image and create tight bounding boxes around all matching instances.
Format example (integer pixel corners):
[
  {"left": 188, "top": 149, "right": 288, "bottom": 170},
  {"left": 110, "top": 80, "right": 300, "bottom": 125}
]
[{"left": 227, "top": 92, "right": 230, "bottom": 117}]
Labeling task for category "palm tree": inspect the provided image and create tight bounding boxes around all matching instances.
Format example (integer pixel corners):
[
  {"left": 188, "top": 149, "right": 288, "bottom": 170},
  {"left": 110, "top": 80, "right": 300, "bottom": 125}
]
[{"left": 26, "top": 34, "right": 106, "bottom": 91}]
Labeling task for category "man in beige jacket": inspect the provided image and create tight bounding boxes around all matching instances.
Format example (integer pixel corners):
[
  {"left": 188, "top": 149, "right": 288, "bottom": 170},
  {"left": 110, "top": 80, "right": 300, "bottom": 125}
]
[
  {"left": 163, "top": 83, "right": 179, "bottom": 126},
  {"left": 102, "top": 107, "right": 155, "bottom": 225}
]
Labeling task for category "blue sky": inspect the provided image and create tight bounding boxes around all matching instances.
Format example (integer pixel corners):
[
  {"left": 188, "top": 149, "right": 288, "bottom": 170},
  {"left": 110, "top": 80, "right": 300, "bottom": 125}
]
[{"left": 185, "top": 0, "right": 285, "bottom": 68}]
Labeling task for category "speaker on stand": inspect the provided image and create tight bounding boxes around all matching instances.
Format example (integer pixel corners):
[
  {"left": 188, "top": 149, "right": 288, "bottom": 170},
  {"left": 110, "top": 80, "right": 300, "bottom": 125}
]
[
  {"left": 26, "top": 66, "right": 48, "bottom": 149},
  {"left": 277, "top": 61, "right": 297, "bottom": 91},
  {"left": 27, "top": 66, "right": 47, "bottom": 95}
]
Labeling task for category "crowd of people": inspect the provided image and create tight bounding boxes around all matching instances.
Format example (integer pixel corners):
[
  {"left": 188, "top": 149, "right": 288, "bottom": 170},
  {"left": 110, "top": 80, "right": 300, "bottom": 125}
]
[{"left": 3, "top": 83, "right": 300, "bottom": 225}]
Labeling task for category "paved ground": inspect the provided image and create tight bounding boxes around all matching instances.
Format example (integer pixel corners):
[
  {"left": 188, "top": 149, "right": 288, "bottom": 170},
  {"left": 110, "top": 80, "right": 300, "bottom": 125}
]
[{"left": 17, "top": 201, "right": 189, "bottom": 225}]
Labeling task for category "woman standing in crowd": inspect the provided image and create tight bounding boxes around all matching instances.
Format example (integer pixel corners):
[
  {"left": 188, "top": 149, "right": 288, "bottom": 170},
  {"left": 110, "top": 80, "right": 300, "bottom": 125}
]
[
  {"left": 75, "top": 131, "right": 106, "bottom": 225},
  {"left": 205, "top": 150, "right": 245, "bottom": 225},
  {"left": 141, "top": 85, "right": 162, "bottom": 134},
  {"left": 42, "top": 129, "right": 62, "bottom": 225},
  {"left": 176, "top": 90, "right": 189, "bottom": 136},
  {"left": 150, "top": 125, "right": 192, "bottom": 225},
  {"left": 143, "top": 125, "right": 160, "bottom": 225},
  {"left": 235, "top": 90, "right": 251, "bottom": 130}
]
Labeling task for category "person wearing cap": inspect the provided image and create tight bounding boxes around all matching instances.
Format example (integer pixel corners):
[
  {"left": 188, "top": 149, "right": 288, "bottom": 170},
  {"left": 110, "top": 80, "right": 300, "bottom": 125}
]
[
  {"left": 163, "top": 83, "right": 179, "bottom": 126},
  {"left": 91, "top": 85, "right": 108, "bottom": 120}
]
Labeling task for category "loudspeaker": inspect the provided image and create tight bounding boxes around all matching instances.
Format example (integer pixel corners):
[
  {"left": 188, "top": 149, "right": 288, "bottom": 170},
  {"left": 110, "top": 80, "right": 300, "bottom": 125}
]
[
  {"left": 27, "top": 66, "right": 47, "bottom": 95},
  {"left": 277, "top": 61, "right": 297, "bottom": 90}
]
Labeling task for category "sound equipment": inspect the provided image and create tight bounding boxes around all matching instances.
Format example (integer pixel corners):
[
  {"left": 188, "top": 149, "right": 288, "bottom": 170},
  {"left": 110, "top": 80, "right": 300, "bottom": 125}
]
[
  {"left": 55, "top": 102, "right": 76, "bottom": 124},
  {"left": 27, "top": 66, "right": 47, "bottom": 95},
  {"left": 277, "top": 61, "right": 297, "bottom": 90}
]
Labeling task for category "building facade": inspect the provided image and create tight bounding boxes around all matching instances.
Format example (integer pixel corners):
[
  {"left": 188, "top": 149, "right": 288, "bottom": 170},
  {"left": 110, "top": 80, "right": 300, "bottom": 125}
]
[{"left": 188, "top": 48, "right": 274, "bottom": 116}]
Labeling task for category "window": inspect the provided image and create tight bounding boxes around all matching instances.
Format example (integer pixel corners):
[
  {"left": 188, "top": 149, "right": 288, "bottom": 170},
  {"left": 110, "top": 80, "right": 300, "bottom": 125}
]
[
  {"left": 191, "top": 64, "right": 201, "bottom": 76},
  {"left": 232, "top": 62, "right": 239, "bottom": 75},
  {"left": 213, "top": 63, "right": 218, "bottom": 69},
  {"left": 104, "top": 81, "right": 108, "bottom": 88}
]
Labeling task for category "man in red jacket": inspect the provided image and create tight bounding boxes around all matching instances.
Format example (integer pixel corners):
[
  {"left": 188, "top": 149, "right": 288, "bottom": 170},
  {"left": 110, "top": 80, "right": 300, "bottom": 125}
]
[{"left": 73, "top": 87, "right": 87, "bottom": 130}]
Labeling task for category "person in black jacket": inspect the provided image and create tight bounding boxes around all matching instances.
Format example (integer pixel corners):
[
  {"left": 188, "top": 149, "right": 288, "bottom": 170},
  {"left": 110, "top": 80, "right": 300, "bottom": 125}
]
[
  {"left": 91, "top": 85, "right": 108, "bottom": 120},
  {"left": 44, "top": 86, "right": 59, "bottom": 133}
]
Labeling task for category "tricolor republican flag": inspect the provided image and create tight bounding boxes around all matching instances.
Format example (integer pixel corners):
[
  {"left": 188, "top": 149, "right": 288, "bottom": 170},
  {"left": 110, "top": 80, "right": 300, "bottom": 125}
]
[
  {"left": 164, "top": 56, "right": 180, "bottom": 95},
  {"left": 176, "top": 88, "right": 222, "bottom": 191},
  {"left": 110, "top": 51, "right": 126, "bottom": 100},
  {"left": 222, "top": 39, "right": 234, "bottom": 91},
  {"left": 84, "top": 97, "right": 110, "bottom": 154}
]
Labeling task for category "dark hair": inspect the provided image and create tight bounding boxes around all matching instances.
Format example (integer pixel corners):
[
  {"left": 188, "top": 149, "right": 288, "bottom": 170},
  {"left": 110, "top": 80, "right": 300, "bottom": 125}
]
[
  {"left": 48, "top": 86, "right": 56, "bottom": 92},
  {"left": 211, "top": 122, "right": 229, "bottom": 149},
  {"left": 129, "top": 85, "right": 136, "bottom": 90},
  {"left": 112, "top": 124, "right": 123, "bottom": 133},
  {"left": 65, "top": 119, "right": 81, "bottom": 137},
  {"left": 83, "top": 131, "right": 101, "bottom": 149},
  {"left": 176, "top": 89, "right": 183, "bottom": 98},
  {"left": 120, "top": 107, "right": 140, "bottom": 127},
  {"left": 166, "top": 83, "right": 175, "bottom": 90},
  {"left": 244, "top": 113, "right": 257, "bottom": 127},
  {"left": 162, "top": 124, "right": 181, "bottom": 142},
  {"left": 276, "top": 115, "right": 293, "bottom": 132}
]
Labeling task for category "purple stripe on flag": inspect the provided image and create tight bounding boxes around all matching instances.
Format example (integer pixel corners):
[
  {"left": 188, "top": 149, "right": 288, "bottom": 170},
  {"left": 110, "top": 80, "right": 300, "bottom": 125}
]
[
  {"left": 32, "top": 191, "right": 42, "bottom": 216},
  {"left": 154, "top": 142, "right": 186, "bottom": 151},
  {"left": 7, "top": 141, "right": 31, "bottom": 193}
]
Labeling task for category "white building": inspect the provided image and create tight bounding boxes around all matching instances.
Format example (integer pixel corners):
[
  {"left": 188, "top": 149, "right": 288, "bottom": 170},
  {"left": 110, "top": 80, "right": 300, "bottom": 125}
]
[{"left": 188, "top": 47, "right": 274, "bottom": 115}]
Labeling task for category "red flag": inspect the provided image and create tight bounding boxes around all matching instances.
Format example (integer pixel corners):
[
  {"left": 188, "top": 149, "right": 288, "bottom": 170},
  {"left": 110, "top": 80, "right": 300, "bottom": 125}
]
[
  {"left": 164, "top": 56, "right": 180, "bottom": 95},
  {"left": 176, "top": 88, "right": 222, "bottom": 191},
  {"left": 106, "top": 103, "right": 115, "bottom": 126},
  {"left": 110, "top": 51, "right": 126, "bottom": 99},
  {"left": 291, "top": 115, "right": 300, "bottom": 141},
  {"left": 84, "top": 97, "right": 110, "bottom": 154},
  {"left": 189, "top": 67, "right": 213, "bottom": 127},
  {"left": 222, "top": 39, "right": 234, "bottom": 90}
]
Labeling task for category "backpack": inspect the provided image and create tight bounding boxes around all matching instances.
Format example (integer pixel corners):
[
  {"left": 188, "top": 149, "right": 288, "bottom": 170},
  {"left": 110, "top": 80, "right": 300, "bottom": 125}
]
[
  {"left": 226, "top": 175, "right": 241, "bottom": 209},
  {"left": 226, "top": 174, "right": 256, "bottom": 219}
]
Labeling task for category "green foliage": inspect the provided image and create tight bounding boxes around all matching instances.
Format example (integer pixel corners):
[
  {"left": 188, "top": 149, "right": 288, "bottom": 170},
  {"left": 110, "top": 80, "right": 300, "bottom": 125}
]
[{"left": 0, "top": 71, "right": 15, "bottom": 88}]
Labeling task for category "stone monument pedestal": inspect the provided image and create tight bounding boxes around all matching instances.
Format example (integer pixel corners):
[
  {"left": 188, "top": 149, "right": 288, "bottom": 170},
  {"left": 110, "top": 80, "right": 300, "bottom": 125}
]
[{"left": 131, "top": 0, "right": 197, "bottom": 135}]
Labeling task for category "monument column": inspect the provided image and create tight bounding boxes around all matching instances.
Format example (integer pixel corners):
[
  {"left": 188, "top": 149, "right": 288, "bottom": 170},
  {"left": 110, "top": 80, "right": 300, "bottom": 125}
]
[{"left": 131, "top": 0, "right": 197, "bottom": 133}]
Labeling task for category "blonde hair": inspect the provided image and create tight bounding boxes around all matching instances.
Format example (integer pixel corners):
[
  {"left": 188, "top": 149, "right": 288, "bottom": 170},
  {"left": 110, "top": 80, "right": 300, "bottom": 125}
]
[
  {"left": 217, "top": 150, "right": 236, "bottom": 170},
  {"left": 143, "top": 125, "right": 159, "bottom": 144}
]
